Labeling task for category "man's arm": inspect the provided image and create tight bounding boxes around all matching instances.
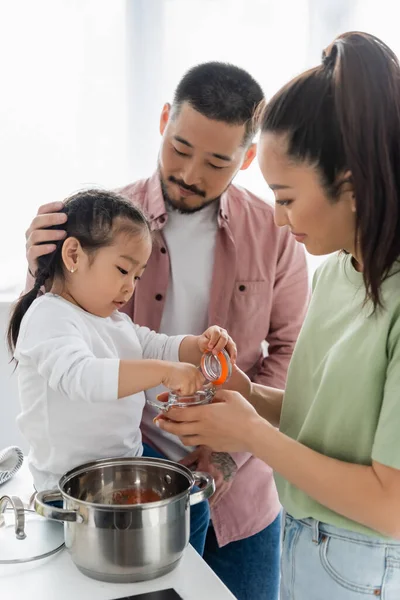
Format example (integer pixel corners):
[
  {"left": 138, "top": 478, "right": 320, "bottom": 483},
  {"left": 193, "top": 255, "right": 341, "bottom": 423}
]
[
  {"left": 180, "top": 446, "right": 237, "bottom": 507},
  {"left": 254, "top": 229, "right": 310, "bottom": 389}
]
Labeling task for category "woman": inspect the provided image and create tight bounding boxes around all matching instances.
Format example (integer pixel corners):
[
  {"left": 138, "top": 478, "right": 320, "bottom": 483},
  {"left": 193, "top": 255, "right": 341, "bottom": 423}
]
[{"left": 158, "top": 32, "right": 400, "bottom": 598}]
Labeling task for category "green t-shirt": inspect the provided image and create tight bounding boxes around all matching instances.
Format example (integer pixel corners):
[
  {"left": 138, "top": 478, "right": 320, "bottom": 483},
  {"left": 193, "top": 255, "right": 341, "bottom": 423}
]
[{"left": 275, "top": 253, "right": 400, "bottom": 537}]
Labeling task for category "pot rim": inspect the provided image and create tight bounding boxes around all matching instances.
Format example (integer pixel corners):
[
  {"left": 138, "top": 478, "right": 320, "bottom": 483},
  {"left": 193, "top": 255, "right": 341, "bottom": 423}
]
[{"left": 57, "top": 456, "right": 195, "bottom": 510}]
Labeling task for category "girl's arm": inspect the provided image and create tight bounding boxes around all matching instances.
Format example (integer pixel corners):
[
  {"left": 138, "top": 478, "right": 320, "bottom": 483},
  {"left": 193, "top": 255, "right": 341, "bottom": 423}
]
[
  {"left": 133, "top": 324, "right": 236, "bottom": 367},
  {"left": 118, "top": 359, "right": 203, "bottom": 398},
  {"left": 16, "top": 304, "right": 204, "bottom": 402}
]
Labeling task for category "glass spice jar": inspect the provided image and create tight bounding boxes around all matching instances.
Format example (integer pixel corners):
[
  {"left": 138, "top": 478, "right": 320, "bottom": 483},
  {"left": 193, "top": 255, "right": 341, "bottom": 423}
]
[
  {"left": 148, "top": 348, "right": 232, "bottom": 412},
  {"left": 200, "top": 348, "right": 232, "bottom": 386}
]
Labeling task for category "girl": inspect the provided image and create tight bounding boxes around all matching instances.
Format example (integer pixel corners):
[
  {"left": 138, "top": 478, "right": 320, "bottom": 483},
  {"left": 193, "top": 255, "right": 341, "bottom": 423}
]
[
  {"left": 157, "top": 32, "right": 400, "bottom": 597},
  {"left": 8, "top": 188, "right": 236, "bottom": 556}
]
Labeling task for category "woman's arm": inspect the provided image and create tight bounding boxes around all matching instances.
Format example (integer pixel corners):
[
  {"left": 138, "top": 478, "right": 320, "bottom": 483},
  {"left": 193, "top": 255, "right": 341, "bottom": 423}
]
[
  {"left": 250, "top": 419, "right": 400, "bottom": 539},
  {"left": 158, "top": 390, "right": 400, "bottom": 538},
  {"left": 219, "top": 368, "right": 284, "bottom": 426},
  {"left": 248, "top": 383, "right": 284, "bottom": 427}
]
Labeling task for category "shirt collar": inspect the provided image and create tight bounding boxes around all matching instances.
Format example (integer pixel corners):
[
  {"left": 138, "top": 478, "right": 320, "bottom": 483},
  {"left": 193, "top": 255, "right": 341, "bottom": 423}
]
[{"left": 146, "top": 172, "right": 168, "bottom": 230}]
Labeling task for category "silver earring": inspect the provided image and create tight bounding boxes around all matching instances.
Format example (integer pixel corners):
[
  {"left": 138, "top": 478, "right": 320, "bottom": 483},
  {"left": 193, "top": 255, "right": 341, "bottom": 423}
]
[{"left": 70, "top": 268, "right": 75, "bottom": 273}]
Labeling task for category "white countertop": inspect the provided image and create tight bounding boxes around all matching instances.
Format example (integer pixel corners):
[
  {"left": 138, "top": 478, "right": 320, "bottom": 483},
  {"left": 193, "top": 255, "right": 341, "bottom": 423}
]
[{"left": 0, "top": 461, "right": 235, "bottom": 600}]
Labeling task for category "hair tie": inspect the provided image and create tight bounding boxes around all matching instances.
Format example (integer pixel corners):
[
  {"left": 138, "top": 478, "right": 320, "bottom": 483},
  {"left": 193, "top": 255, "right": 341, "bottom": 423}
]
[
  {"left": 33, "top": 269, "right": 50, "bottom": 292},
  {"left": 321, "top": 45, "right": 337, "bottom": 70}
]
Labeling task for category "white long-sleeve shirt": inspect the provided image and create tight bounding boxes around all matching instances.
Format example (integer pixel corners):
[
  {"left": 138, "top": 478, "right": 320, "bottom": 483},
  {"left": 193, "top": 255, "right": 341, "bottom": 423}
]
[{"left": 15, "top": 293, "right": 184, "bottom": 491}]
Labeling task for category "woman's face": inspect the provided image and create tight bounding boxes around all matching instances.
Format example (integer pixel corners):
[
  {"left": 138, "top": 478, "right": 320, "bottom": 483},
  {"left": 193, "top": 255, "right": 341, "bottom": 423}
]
[{"left": 258, "top": 132, "right": 357, "bottom": 257}]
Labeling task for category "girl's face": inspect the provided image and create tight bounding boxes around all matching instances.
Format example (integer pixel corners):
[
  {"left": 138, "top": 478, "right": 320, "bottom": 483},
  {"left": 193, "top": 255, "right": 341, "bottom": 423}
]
[
  {"left": 58, "top": 225, "right": 152, "bottom": 318},
  {"left": 258, "top": 132, "right": 357, "bottom": 258}
]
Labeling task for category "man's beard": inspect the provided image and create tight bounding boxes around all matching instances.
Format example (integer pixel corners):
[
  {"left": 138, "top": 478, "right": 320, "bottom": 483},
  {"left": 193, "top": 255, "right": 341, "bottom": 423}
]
[{"left": 158, "top": 167, "right": 223, "bottom": 214}]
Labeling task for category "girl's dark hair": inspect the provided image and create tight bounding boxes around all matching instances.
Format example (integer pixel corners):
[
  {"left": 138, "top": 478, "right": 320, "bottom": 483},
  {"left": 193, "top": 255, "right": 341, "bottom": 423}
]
[
  {"left": 261, "top": 31, "right": 400, "bottom": 309},
  {"left": 8, "top": 189, "right": 150, "bottom": 354}
]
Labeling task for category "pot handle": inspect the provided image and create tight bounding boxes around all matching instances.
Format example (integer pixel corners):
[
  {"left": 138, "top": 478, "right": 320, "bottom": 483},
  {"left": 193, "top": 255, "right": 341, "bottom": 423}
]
[
  {"left": 0, "top": 495, "right": 26, "bottom": 539},
  {"left": 34, "top": 490, "right": 82, "bottom": 523},
  {"left": 189, "top": 472, "right": 215, "bottom": 506}
]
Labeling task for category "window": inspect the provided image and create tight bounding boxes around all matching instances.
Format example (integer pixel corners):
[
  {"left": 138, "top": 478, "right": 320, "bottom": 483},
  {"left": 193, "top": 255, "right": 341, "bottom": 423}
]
[{"left": 1, "top": 0, "right": 392, "bottom": 295}]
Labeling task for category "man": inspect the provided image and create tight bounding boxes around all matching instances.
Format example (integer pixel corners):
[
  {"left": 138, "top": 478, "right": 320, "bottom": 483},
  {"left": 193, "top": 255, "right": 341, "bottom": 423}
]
[{"left": 25, "top": 63, "right": 309, "bottom": 600}]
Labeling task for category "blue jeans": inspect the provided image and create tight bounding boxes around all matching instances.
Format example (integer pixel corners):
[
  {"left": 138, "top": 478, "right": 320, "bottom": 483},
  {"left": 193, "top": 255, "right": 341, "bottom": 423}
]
[
  {"left": 141, "top": 443, "right": 210, "bottom": 556},
  {"left": 203, "top": 512, "right": 282, "bottom": 600},
  {"left": 281, "top": 513, "right": 400, "bottom": 599}
]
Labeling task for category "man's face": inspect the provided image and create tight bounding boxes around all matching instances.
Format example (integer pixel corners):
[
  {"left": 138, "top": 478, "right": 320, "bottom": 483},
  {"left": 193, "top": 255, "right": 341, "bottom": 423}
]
[{"left": 158, "top": 102, "right": 256, "bottom": 213}]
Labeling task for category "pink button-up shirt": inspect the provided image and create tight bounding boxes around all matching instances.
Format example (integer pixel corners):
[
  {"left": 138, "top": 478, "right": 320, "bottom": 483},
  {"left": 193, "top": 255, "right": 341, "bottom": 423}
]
[{"left": 120, "top": 173, "right": 309, "bottom": 546}]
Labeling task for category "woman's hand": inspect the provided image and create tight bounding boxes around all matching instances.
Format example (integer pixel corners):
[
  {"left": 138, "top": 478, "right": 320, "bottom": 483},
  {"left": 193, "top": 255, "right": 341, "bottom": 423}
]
[
  {"left": 157, "top": 389, "right": 265, "bottom": 452},
  {"left": 197, "top": 326, "right": 237, "bottom": 363}
]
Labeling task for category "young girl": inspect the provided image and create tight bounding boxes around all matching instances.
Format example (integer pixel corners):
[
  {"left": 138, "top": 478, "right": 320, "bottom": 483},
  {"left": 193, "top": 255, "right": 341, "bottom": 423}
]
[
  {"left": 158, "top": 32, "right": 400, "bottom": 598},
  {"left": 8, "top": 189, "right": 236, "bottom": 556}
]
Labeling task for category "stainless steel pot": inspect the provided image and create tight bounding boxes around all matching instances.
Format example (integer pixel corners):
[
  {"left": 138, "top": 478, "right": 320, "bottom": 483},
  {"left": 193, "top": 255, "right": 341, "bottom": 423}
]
[{"left": 34, "top": 456, "right": 214, "bottom": 583}]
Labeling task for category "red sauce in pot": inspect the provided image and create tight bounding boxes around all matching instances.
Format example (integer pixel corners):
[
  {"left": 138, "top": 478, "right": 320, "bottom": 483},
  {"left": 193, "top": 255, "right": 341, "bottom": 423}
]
[{"left": 112, "top": 488, "right": 162, "bottom": 505}]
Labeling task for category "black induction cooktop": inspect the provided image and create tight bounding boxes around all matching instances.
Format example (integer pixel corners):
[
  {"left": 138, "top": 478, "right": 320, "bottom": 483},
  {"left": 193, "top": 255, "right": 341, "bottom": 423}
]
[{"left": 111, "top": 589, "right": 183, "bottom": 600}]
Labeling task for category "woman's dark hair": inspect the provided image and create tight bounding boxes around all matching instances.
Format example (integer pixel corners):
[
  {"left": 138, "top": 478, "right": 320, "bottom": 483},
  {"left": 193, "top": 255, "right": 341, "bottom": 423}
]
[
  {"left": 7, "top": 189, "right": 151, "bottom": 354},
  {"left": 261, "top": 31, "right": 400, "bottom": 309}
]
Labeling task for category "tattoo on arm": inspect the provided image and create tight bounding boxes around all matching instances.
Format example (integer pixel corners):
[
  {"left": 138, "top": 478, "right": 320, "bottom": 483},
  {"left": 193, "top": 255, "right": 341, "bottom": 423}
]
[{"left": 210, "top": 452, "right": 238, "bottom": 481}]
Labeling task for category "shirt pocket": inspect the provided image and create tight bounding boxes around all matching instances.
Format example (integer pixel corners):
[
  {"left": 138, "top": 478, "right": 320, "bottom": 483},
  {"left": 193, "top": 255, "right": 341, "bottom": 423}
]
[
  {"left": 234, "top": 280, "right": 269, "bottom": 296},
  {"left": 227, "top": 280, "right": 271, "bottom": 340}
]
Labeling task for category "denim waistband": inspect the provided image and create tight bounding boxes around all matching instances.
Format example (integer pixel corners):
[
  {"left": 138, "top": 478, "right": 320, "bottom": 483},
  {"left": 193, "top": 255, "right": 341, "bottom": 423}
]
[{"left": 285, "top": 512, "right": 400, "bottom": 548}]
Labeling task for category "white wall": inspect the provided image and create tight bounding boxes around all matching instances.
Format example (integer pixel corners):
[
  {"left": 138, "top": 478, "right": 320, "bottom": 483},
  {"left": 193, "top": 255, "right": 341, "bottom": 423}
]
[{"left": 0, "top": 0, "right": 131, "bottom": 298}]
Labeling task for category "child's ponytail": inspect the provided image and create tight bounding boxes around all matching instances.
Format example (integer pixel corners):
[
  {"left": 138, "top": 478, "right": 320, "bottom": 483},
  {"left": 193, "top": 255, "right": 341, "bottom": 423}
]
[{"left": 7, "top": 253, "right": 59, "bottom": 355}]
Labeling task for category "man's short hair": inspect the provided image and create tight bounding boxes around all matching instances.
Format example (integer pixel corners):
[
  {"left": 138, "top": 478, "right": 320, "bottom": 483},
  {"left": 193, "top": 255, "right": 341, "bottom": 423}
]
[{"left": 172, "top": 62, "right": 264, "bottom": 145}]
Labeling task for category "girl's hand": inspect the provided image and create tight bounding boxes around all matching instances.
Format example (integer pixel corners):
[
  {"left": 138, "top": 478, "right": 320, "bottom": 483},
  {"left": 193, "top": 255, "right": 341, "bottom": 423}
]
[
  {"left": 197, "top": 326, "right": 237, "bottom": 363},
  {"left": 161, "top": 362, "right": 205, "bottom": 396},
  {"left": 156, "top": 365, "right": 252, "bottom": 405},
  {"left": 157, "top": 389, "right": 264, "bottom": 452}
]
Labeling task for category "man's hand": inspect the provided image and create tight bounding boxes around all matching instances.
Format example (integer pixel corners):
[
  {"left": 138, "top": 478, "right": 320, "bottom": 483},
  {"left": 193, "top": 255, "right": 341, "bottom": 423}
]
[
  {"left": 180, "top": 446, "right": 237, "bottom": 507},
  {"left": 25, "top": 202, "right": 67, "bottom": 276}
]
